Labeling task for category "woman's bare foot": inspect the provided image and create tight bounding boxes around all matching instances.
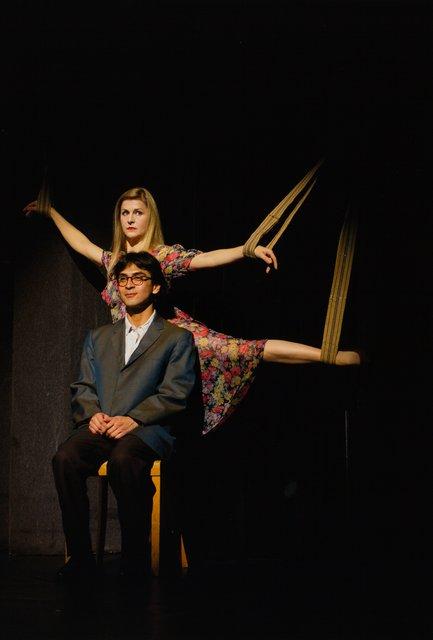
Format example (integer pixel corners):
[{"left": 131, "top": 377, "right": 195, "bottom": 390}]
[{"left": 335, "top": 350, "right": 362, "bottom": 365}]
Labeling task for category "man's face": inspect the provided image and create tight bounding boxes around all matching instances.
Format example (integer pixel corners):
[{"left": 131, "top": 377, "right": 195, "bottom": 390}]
[{"left": 117, "top": 264, "right": 160, "bottom": 309}]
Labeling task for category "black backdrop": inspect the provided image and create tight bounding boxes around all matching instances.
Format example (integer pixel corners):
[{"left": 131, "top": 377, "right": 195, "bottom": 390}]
[{"left": 1, "top": 0, "right": 431, "bottom": 596}]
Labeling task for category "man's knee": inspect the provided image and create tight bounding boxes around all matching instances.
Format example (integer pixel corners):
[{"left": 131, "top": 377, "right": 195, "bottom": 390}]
[
  {"left": 52, "top": 445, "right": 73, "bottom": 472},
  {"left": 52, "top": 439, "right": 83, "bottom": 474},
  {"left": 107, "top": 450, "right": 155, "bottom": 495},
  {"left": 108, "top": 437, "right": 156, "bottom": 474},
  {"left": 107, "top": 451, "right": 130, "bottom": 470},
  {"left": 107, "top": 451, "right": 141, "bottom": 477}
]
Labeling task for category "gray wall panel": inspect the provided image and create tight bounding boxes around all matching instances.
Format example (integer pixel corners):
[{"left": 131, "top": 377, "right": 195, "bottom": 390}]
[
  {"left": 10, "top": 223, "right": 119, "bottom": 554},
  {"left": 0, "top": 277, "right": 13, "bottom": 551}
]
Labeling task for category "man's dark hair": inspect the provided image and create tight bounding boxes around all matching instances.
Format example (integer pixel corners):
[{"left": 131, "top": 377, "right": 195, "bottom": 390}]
[{"left": 113, "top": 252, "right": 168, "bottom": 299}]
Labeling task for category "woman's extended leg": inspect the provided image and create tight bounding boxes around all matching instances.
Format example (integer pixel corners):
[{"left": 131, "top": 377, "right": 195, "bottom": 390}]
[{"left": 263, "top": 339, "right": 360, "bottom": 365}]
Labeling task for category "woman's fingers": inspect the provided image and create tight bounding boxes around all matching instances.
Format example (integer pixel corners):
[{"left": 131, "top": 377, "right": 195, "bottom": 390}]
[
  {"left": 255, "top": 246, "right": 278, "bottom": 271},
  {"left": 23, "top": 201, "right": 37, "bottom": 214},
  {"left": 23, "top": 201, "right": 55, "bottom": 217},
  {"left": 266, "top": 248, "right": 278, "bottom": 269}
]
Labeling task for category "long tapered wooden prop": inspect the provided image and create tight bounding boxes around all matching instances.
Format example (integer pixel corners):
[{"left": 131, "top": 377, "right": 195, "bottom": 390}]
[
  {"left": 35, "top": 168, "right": 51, "bottom": 217},
  {"left": 243, "top": 160, "right": 323, "bottom": 257},
  {"left": 320, "top": 207, "right": 358, "bottom": 364}
]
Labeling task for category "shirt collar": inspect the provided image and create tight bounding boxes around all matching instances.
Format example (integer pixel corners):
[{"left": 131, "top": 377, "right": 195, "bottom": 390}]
[{"left": 125, "top": 310, "right": 156, "bottom": 334}]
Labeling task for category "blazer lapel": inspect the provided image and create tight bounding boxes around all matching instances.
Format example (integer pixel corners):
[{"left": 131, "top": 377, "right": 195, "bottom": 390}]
[
  {"left": 122, "top": 314, "right": 165, "bottom": 370},
  {"left": 111, "top": 319, "right": 126, "bottom": 369},
  {"left": 98, "top": 320, "right": 126, "bottom": 412}
]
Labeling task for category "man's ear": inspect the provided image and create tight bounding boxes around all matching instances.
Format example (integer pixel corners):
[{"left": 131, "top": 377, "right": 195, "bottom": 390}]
[{"left": 152, "top": 284, "right": 161, "bottom": 296}]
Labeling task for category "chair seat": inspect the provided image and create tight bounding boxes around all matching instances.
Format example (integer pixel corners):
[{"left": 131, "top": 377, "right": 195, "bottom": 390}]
[{"left": 97, "top": 460, "right": 160, "bottom": 478}]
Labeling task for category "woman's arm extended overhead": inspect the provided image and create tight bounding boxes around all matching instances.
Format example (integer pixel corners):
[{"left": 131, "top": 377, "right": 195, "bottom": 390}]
[{"left": 23, "top": 201, "right": 103, "bottom": 265}]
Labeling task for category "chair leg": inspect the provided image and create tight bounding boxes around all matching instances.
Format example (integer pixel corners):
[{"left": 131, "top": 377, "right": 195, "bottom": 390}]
[
  {"left": 95, "top": 476, "right": 108, "bottom": 567},
  {"left": 150, "top": 463, "right": 161, "bottom": 576},
  {"left": 65, "top": 461, "right": 184, "bottom": 575},
  {"left": 180, "top": 536, "right": 188, "bottom": 570},
  {"left": 157, "top": 460, "right": 188, "bottom": 575}
]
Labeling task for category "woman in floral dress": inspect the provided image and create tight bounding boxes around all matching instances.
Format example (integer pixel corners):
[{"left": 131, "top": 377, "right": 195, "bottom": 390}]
[{"left": 24, "top": 187, "right": 360, "bottom": 434}]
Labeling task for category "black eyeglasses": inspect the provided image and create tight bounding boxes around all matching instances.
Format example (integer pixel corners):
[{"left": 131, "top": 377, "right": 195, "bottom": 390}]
[{"left": 116, "top": 275, "right": 151, "bottom": 287}]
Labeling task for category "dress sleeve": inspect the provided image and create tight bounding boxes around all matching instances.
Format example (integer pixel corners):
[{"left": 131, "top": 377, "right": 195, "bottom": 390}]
[
  {"left": 101, "top": 249, "right": 111, "bottom": 274},
  {"left": 100, "top": 250, "right": 126, "bottom": 323},
  {"left": 154, "top": 244, "right": 203, "bottom": 280}
]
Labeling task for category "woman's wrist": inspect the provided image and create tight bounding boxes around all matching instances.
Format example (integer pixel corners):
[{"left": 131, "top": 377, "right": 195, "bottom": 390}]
[{"left": 242, "top": 243, "right": 257, "bottom": 258}]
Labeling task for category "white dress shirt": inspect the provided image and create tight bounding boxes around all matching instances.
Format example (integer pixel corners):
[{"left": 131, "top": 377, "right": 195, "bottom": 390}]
[{"left": 124, "top": 311, "right": 156, "bottom": 365}]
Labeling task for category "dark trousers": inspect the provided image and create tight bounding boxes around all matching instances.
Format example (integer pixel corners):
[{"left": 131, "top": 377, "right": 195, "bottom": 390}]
[{"left": 52, "top": 428, "right": 157, "bottom": 562}]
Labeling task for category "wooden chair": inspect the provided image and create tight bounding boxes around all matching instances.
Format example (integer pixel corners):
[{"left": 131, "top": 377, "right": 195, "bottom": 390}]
[{"left": 66, "top": 460, "right": 188, "bottom": 576}]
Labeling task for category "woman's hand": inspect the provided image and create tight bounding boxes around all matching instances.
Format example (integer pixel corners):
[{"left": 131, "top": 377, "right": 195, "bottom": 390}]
[
  {"left": 23, "top": 201, "right": 55, "bottom": 217},
  {"left": 254, "top": 245, "right": 278, "bottom": 273}
]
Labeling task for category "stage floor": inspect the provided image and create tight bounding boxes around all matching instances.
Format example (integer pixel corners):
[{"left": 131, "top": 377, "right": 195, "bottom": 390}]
[{"left": 0, "top": 553, "right": 425, "bottom": 639}]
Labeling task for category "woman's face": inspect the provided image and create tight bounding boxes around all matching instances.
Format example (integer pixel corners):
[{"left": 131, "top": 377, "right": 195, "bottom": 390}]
[{"left": 119, "top": 198, "right": 150, "bottom": 242}]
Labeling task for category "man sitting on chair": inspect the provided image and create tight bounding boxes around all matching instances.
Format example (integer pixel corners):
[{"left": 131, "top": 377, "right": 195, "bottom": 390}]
[{"left": 52, "top": 251, "right": 199, "bottom": 580}]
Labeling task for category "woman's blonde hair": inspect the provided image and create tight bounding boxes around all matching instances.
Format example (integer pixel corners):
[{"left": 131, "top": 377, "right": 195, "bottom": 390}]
[{"left": 109, "top": 187, "right": 165, "bottom": 273}]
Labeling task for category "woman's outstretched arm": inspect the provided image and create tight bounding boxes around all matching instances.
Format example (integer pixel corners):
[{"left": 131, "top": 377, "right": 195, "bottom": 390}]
[
  {"left": 23, "top": 202, "right": 103, "bottom": 265},
  {"left": 189, "top": 245, "right": 277, "bottom": 273}
]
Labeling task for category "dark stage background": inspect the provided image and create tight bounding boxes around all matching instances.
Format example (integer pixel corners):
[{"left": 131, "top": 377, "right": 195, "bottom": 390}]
[{"left": 1, "top": 0, "right": 431, "bottom": 608}]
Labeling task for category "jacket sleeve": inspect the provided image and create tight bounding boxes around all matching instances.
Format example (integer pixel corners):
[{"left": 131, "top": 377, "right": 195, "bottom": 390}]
[
  {"left": 128, "top": 330, "right": 197, "bottom": 426},
  {"left": 70, "top": 331, "right": 102, "bottom": 426}
]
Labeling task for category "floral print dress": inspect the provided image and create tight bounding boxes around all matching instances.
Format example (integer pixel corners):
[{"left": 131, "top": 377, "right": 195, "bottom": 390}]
[{"left": 101, "top": 245, "right": 267, "bottom": 435}]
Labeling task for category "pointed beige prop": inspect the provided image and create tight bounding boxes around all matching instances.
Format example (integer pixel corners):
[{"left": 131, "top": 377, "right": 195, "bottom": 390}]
[
  {"left": 243, "top": 160, "right": 323, "bottom": 257},
  {"left": 35, "top": 171, "right": 51, "bottom": 217},
  {"left": 320, "top": 207, "right": 358, "bottom": 364}
]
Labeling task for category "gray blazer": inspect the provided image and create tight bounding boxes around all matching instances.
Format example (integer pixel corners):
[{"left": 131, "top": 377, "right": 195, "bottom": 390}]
[{"left": 70, "top": 314, "right": 199, "bottom": 459}]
